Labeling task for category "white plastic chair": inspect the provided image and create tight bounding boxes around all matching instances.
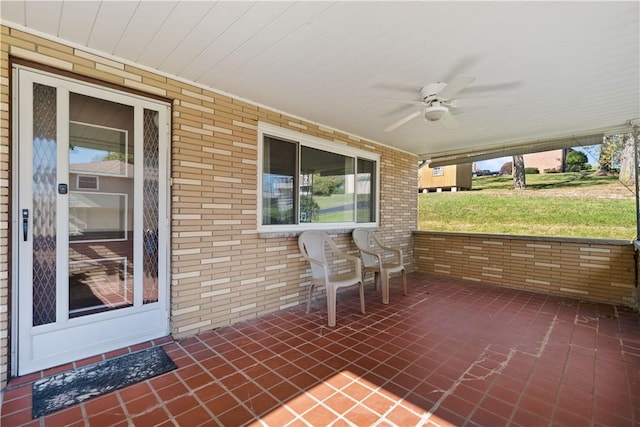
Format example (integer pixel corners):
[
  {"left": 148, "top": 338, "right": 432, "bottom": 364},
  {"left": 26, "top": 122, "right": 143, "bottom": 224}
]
[
  {"left": 352, "top": 228, "right": 407, "bottom": 304},
  {"left": 298, "top": 230, "right": 365, "bottom": 327}
]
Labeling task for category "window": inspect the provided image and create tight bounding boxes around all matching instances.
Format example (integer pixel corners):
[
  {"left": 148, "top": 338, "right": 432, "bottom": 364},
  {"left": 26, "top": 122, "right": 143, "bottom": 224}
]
[
  {"left": 259, "top": 123, "right": 379, "bottom": 232},
  {"left": 77, "top": 175, "right": 99, "bottom": 190},
  {"left": 432, "top": 167, "right": 444, "bottom": 177}
]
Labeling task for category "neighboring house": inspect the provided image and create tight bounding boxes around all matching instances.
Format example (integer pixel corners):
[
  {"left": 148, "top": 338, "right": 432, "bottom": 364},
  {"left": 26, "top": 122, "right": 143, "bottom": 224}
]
[
  {"left": 523, "top": 149, "right": 570, "bottom": 173},
  {"left": 418, "top": 163, "right": 473, "bottom": 192},
  {"left": 0, "top": 27, "right": 417, "bottom": 380}
]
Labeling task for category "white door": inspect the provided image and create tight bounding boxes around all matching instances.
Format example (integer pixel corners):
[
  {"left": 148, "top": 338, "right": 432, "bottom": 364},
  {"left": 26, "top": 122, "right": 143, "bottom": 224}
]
[{"left": 15, "top": 68, "right": 170, "bottom": 375}]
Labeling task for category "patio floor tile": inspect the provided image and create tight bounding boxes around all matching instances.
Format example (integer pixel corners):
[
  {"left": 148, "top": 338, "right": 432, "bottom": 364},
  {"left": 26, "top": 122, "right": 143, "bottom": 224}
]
[{"left": 1, "top": 272, "right": 638, "bottom": 426}]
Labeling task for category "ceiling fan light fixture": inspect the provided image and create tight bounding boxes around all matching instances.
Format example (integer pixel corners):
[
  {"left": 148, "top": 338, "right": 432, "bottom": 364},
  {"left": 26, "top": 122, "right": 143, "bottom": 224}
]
[{"left": 424, "top": 104, "right": 448, "bottom": 121}]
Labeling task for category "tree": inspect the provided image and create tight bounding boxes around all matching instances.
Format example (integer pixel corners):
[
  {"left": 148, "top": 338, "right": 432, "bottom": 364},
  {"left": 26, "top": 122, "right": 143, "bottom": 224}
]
[
  {"left": 597, "top": 134, "right": 626, "bottom": 175},
  {"left": 312, "top": 174, "right": 344, "bottom": 196},
  {"left": 566, "top": 150, "right": 588, "bottom": 172},
  {"left": 512, "top": 155, "right": 526, "bottom": 189},
  {"left": 619, "top": 134, "right": 636, "bottom": 186},
  {"left": 101, "top": 151, "right": 133, "bottom": 164},
  {"left": 500, "top": 161, "right": 512, "bottom": 175}
]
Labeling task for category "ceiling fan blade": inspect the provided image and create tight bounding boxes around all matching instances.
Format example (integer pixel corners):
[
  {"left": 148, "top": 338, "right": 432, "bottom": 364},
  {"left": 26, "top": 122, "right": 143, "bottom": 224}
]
[
  {"left": 449, "top": 97, "right": 511, "bottom": 108},
  {"left": 384, "top": 110, "right": 422, "bottom": 132},
  {"left": 440, "top": 111, "right": 459, "bottom": 130},
  {"left": 437, "top": 74, "right": 475, "bottom": 100},
  {"left": 462, "top": 81, "right": 523, "bottom": 94},
  {"left": 377, "top": 99, "right": 424, "bottom": 106},
  {"left": 443, "top": 56, "right": 481, "bottom": 83},
  {"left": 374, "top": 82, "right": 421, "bottom": 93}
]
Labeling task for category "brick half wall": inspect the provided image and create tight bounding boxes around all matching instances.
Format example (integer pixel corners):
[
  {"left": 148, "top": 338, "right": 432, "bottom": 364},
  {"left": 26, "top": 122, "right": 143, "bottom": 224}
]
[{"left": 414, "top": 231, "right": 636, "bottom": 306}]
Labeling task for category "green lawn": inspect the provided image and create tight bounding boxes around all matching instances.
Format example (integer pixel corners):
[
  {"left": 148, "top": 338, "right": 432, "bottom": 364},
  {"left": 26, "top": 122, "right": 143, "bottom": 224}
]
[
  {"left": 419, "top": 172, "right": 636, "bottom": 240},
  {"left": 471, "top": 171, "right": 622, "bottom": 191},
  {"left": 312, "top": 193, "right": 373, "bottom": 223},
  {"left": 311, "top": 193, "right": 353, "bottom": 222}
]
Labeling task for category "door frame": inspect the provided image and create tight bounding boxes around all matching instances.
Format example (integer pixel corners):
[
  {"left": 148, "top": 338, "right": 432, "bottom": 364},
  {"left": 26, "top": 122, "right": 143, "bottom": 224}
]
[{"left": 11, "top": 65, "right": 172, "bottom": 376}]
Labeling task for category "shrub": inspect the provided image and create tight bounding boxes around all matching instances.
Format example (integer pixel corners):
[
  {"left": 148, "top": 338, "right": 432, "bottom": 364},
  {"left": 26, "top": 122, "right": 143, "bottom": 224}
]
[
  {"left": 300, "top": 195, "right": 319, "bottom": 222},
  {"left": 525, "top": 167, "right": 540, "bottom": 174}
]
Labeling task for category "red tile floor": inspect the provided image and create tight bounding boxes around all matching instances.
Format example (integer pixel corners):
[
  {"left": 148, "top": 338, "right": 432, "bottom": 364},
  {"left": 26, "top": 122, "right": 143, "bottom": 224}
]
[{"left": 2, "top": 273, "right": 639, "bottom": 426}]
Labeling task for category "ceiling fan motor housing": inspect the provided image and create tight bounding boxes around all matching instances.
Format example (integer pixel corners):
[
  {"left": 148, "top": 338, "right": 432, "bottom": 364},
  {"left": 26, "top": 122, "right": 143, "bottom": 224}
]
[{"left": 420, "top": 82, "right": 447, "bottom": 102}]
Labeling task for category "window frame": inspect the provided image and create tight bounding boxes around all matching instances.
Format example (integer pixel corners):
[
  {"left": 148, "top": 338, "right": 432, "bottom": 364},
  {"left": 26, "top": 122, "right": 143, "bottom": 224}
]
[{"left": 257, "top": 122, "right": 380, "bottom": 233}]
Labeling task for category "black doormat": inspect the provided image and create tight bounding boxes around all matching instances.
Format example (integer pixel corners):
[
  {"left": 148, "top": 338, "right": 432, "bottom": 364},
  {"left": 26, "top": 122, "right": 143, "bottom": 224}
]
[{"left": 32, "top": 346, "right": 177, "bottom": 418}]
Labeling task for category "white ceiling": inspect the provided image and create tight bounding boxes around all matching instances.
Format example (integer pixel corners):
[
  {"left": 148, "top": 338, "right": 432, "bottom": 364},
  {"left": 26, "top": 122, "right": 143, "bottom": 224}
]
[{"left": 2, "top": 1, "right": 639, "bottom": 163}]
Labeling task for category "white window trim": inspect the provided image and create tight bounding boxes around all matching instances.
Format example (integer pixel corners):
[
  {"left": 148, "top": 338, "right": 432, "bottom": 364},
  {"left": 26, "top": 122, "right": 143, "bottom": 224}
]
[
  {"left": 257, "top": 122, "right": 380, "bottom": 233},
  {"left": 69, "top": 121, "right": 130, "bottom": 178}
]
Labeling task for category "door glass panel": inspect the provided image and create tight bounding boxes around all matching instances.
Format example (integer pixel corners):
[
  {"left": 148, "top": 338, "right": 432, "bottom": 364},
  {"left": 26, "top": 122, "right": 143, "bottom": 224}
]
[
  {"left": 32, "top": 83, "right": 58, "bottom": 326},
  {"left": 68, "top": 93, "right": 134, "bottom": 318},
  {"left": 143, "top": 109, "right": 159, "bottom": 304}
]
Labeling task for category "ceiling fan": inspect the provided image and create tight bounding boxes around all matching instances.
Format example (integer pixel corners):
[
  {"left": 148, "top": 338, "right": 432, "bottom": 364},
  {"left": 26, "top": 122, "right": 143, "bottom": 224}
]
[{"left": 384, "top": 74, "right": 509, "bottom": 132}]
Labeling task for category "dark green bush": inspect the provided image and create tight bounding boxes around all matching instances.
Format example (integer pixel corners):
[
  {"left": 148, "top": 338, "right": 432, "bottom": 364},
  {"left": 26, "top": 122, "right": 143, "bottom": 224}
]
[
  {"left": 525, "top": 167, "right": 540, "bottom": 174},
  {"left": 299, "top": 195, "right": 319, "bottom": 222},
  {"left": 566, "top": 150, "right": 588, "bottom": 166}
]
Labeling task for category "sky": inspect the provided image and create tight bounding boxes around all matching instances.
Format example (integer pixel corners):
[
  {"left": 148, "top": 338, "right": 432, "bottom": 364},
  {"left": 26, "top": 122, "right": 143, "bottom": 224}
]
[{"left": 475, "top": 157, "right": 510, "bottom": 171}]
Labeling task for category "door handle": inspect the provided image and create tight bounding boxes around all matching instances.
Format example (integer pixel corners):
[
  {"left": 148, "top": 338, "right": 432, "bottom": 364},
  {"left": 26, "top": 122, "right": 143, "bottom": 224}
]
[{"left": 22, "top": 209, "right": 29, "bottom": 241}]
